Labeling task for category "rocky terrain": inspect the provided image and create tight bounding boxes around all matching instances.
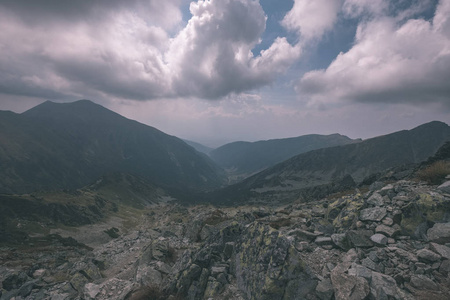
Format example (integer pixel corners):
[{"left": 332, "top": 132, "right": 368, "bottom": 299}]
[{"left": 1, "top": 177, "right": 450, "bottom": 300}]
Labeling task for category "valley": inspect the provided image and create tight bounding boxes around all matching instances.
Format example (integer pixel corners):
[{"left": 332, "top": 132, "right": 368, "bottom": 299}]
[{"left": 1, "top": 100, "right": 450, "bottom": 300}]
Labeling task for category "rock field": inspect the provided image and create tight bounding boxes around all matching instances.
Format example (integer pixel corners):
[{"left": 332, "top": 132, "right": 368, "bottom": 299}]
[{"left": 1, "top": 179, "right": 450, "bottom": 299}]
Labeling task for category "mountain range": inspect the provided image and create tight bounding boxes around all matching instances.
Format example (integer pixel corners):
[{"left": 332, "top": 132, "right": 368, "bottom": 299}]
[
  {"left": 0, "top": 100, "right": 225, "bottom": 194},
  {"left": 1, "top": 100, "right": 449, "bottom": 206},
  {"left": 209, "top": 134, "right": 360, "bottom": 181},
  {"left": 209, "top": 121, "right": 450, "bottom": 204}
]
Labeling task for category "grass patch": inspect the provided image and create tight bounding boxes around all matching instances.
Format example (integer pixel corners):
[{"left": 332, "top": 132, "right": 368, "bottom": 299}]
[
  {"left": 104, "top": 227, "right": 120, "bottom": 238},
  {"left": 203, "top": 209, "right": 229, "bottom": 226},
  {"left": 269, "top": 218, "right": 292, "bottom": 230},
  {"left": 416, "top": 160, "right": 450, "bottom": 185}
]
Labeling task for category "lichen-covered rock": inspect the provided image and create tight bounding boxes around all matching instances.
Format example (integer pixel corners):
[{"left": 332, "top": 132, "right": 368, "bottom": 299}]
[
  {"left": 401, "top": 194, "right": 450, "bottom": 239},
  {"left": 235, "top": 222, "right": 317, "bottom": 300},
  {"left": 328, "top": 195, "right": 365, "bottom": 229},
  {"left": 359, "top": 207, "right": 387, "bottom": 221}
]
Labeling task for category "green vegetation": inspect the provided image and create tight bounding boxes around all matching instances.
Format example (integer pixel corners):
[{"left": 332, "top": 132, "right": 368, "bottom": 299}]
[{"left": 416, "top": 160, "right": 450, "bottom": 185}]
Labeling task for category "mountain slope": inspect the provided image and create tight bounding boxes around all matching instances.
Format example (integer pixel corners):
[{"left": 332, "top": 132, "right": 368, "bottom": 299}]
[
  {"left": 183, "top": 139, "right": 214, "bottom": 155},
  {"left": 211, "top": 121, "right": 450, "bottom": 204},
  {"left": 209, "top": 134, "right": 360, "bottom": 180},
  {"left": 0, "top": 100, "right": 226, "bottom": 194}
]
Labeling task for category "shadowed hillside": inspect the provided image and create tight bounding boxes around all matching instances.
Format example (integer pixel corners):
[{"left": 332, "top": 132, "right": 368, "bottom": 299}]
[
  {"left": 210, "top": 133, "right": 360, "bottom": 181},
  {"left": 0, "top": 100, "right": 226, "bottom": 194}
]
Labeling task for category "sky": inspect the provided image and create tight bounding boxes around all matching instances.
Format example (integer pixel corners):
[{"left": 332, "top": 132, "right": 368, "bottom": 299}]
[{"left": 0, "top": 0, "right": 450, "bottom": 147}]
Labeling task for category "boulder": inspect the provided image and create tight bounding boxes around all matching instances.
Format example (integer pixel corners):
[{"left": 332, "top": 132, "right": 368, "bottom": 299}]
[
  {"left": 346, "top": 230, "right": 374, "bottom": 248},
  {"left": 427, "top": 223, "right": 450, "bottom": 244},
  {"left": 315, "top": 236, "right": 333, "bottom": 246},
  {"left": 331, "top": 272, "right": 370, "bottom": 300},
  {"left": 315, "top": 278, "right": 334, "bottom": 300},
  {"left": 410, "top": 275, "right": 439, "bottom": 291},
  {"left": 348, "top": 264, "right": 372, "bottom": 280},
  {"left": 417, "top": 249, "right": 441, "bottom": 262},
  {"left": 235, "top": 222, "right": 317, "bottom": 300},
  {"left": 370, "top": 272, "right": 399, "bottom": 300},
  {"left": 429, "top": 242, "right": 450, "bottom": 260},
  {"left": 359, "top": 207, "right": 387, "bottom": 222},
  {"left": 2, "top": 271, "right": 30, "bottom": 291},
  {"left": 375, "top": 224, "right": 401, "bottom": 237},
  {"left": 331, "top": 233, "right": 351, "bottom": 251},
  {"left": 84, "top": 283, "right": 101, "bottom": 299},
  {"left": 437, "top": 181, "right": 450, "bottom": 194},
  {"left": 370, "top": 234, "right": 388, "bottom": 246},
  {"left": 367, "top": 193, "right": 384, "bottom": 206}
]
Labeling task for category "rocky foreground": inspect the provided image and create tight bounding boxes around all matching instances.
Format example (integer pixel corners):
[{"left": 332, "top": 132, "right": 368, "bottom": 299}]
[{"left": 1, "top": 179, "right": 450, "bottom": 300}]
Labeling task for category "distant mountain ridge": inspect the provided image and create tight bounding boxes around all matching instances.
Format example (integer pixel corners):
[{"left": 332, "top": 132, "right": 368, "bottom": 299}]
[
  {"left": 209, "top": 134, "right": 360, "bottom": 181},
  {"left": 210, "top": 121, "right": 450, "bottom": 204},
  {"left": 0, "top": 100, "right": 226, "bottom": 194}
]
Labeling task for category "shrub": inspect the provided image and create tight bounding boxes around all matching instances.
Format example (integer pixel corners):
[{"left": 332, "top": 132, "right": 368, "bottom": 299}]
[
  {"left": 416, "top": 160, "right": 450, "bottom": 185},
  {"left": 165, "top": 245, "right": 178, "bottom": 265}
]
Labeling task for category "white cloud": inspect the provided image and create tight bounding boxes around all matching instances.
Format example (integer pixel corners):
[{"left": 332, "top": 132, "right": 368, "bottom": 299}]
[
  {"left": 167, "top": 0, "right": 301, "bottom": 99},
  {"left": 342, "top": 0, "right": 388, "bottom": 18},
  {"left": 282, "top": 0, "right": 342, "bottom": 41},
  {"left": 296, "top": 0, "right": 450, "bottom": 109},
  {"left": 0, "top": 0, "right": 301, "bottom": 102}
]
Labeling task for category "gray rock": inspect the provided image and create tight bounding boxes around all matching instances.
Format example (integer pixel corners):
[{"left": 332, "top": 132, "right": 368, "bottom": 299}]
[
  {"left": 135, "top": 266, "right": 162, "bottom": 286},
  {"left": 348, "top": 264, "right": 372, "bottom": 280},
  {"left": 315, "top": 278, "right": 334, "bottom": 300},
  {"left": 18, "top": 280, "right": 36, "bottom": 297},
  {"left": 427, "top": 223, "right": 450, "bottom": 244},
  {"left": 382, "top": 217, "right": 394, "bottom": 226},
  {"left": 359, "top": 207, "right": 387, "bottom": 221},
  {"left": 331, "top": 234, "right": 351, "bottom": 251},
  {"left": 235, "top": 222, "right": 317, "bottom": 300},
  {"left": 370, "top": 272, "right": 399, "bottom": 300},
  {"left": 84, "top": 283, "right": 101, "bottom": 299},
  {"left": 437, "top": 181, "right": 450, "bottom": 193},
  {"left": 370, "top": 234, "right": 388, "bottom": 246},
  {"left": 417, "top": 249, "right": 441, "bottom": 262},
  {"left": 346, "top": 230, "right": 374, "bottom": 248},
  {"left": 369, "top": 181, "right": 385, "bottom": 192},
  {"left": 379, "top": 184, "right": 395, "bottom": 196},
  {"left": 410, "top": 275, "right": 439, "bottom": 290},
  {"left": 315, "top": 236, "right": 333, "bottom": 246},
  {"left": 331, "top": 272, "right": 370, "bottom": 300},
  {"left": 361, "top": 258, "right": 379, "bottom": 272},
  {"left": 429, "top": 242, "right": 450, "bottom": 260},
  {"left": 367, "top": 193, "right": 384, "bottom": 206},
  {"left": 439, "top": 260, "right": 450, "bottom": 275},
  {"left": 376, "top": 224, "right": 401, "bottom": 237},
  {"left": 2, "top": 271, "right": 30, "bottom": 291}
]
